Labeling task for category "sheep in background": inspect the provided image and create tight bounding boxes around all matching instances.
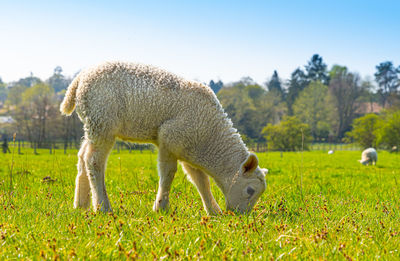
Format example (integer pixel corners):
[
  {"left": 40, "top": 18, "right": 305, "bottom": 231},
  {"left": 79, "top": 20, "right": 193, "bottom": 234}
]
[
  {"left": 359, "top": 148, "right": 378, "bottom": 166},
  {"left": 60, "top": 61, "right": 267, "bottom": 215}
]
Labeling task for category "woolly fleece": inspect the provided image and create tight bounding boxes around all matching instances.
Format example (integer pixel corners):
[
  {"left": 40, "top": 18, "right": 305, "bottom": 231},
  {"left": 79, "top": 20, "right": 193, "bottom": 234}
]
[
  {"left": 61, "top": 61, "right": 267, "bottom": 214},
  {"left": 359, "top": 147, "right": 378, "bottom": 166}
]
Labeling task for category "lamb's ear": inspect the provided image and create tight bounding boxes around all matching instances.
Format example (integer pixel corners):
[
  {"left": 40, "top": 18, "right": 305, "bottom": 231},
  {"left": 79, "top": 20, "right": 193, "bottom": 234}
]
[{"left": 242, "top": 153, "right": 258, "bottom": 174}]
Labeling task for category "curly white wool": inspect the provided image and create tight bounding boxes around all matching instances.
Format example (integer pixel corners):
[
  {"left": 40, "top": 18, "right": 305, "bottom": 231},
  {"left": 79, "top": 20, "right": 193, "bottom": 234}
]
[
  {"left": 60, "top": 61, "right": 267, "bottom": 215},
  {"left": 359, "top": 148, "right": 377, "bottom": 166}
]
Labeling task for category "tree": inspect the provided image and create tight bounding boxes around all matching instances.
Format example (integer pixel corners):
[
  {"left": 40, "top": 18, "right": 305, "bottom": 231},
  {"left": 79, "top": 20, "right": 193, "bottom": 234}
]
[
  {"left": 261, "top": 91, "right": 287, "bottom": 126},
  {"left": 329, "top": 65, "right": 364, "bottom": 140},
  {"left": 238, "top": 76, "right": 256, "bottom": 86},
  {"left": 374, "top": 61, "right": 400, "bottom": 108},
  {"left": 293, "top": 81, "right": 334, "bottom": 140},
  {"left": 6, "top": 84, "right": 29, "bottom": 107},
  {"left": 286, "top": 68, "right": 309, "bottom": 115},
  {"left": 217, "top": 81, "right": 286, "bottom": 141},
  {"left": 305, "top": 54, "right": 329, "bottom": 85},
  {"left": 377, "top": 110, "right": 400, "bottom": 149},
  {"left": 13, "top": 83, "right": 59, "bottom": 148},
  {"left": 209, "top": 80, "right": 223, "bottom": 93},
  {"left": 15, "top": 74, "right": 42, "bottom": 87},
  {"left": 0, "top": 79, "right": 7, "bottom": 104},
  {"left": 47, "top": 66, "right": 70, "bottom": 93},
  {"left": 246, "top": 84, "right": 264, "bottom": 100},
  {"left": 266, "top": 70, "right": 284, "bottom": 99},
  {"left": 345, "top": 113, "right": 381, "bottom": 148},
  {"left": 5, "top": 74, "right": 42, "bottom": 109},
  {"left": 359, "top": 78, "right": 379, "bottom": 110},
  {"left": 262, "top": 116, "right": 312, "bottom": 151}
]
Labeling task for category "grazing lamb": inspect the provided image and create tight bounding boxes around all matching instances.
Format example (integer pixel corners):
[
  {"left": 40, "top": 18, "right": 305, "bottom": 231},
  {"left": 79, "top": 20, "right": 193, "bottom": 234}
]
[
  {"left": 60, "top": 61, "right": 267, "bottom": 215},
  {"left": 359, "top": 148, "right": 377, "bottom": 166}
]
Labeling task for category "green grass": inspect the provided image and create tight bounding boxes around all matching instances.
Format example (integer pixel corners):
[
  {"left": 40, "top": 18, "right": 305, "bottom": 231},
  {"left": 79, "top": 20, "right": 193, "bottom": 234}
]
[{"left": 0, "top": 148, "right": 399, "bottom": 260}]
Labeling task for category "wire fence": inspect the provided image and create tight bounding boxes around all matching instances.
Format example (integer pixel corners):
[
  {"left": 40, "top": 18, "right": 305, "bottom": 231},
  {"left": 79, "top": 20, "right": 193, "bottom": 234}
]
[
  {"left": 248, "top": 142, "right": 363, "bottom": 153},
  {"left": 2, "top": 139, "right": 364, "bottom": 155},
  {"left": 2, "top": 140, "right": 156, "bottom": 155}
]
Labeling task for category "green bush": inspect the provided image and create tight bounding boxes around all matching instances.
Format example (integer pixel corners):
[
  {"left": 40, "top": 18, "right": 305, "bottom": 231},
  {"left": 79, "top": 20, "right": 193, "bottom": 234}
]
[
  {"left": 377, "top": 110, "right": 400, "bottom": 149},
  {"left": 345, "top": 113, "right": 381, "bottom": 148},
  {"left": 262, "top": 116, "right": 312, "bottom": 151},
  {"left": 346, "top": 110, "right": 400, "bottom": 150}
]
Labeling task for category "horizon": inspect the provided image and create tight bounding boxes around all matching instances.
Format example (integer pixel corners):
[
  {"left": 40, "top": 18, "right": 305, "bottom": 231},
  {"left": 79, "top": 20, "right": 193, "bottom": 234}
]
[{"left": 1, "top": 0, "right": 399, "bottom": 84}]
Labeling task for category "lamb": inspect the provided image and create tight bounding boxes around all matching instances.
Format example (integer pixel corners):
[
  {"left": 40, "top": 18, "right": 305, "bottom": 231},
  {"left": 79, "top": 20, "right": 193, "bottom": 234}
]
[
  {"left": 60, "top": 61, "right": 267, "bottom": 215},
  {"left": 359, "top": 148, "right": 377, "bottom": 166}
]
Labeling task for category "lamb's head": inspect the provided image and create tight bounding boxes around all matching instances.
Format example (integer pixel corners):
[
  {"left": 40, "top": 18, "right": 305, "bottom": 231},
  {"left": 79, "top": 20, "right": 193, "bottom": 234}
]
[
  {"left": 358, "top": 159, "right": 368, "bottom": 165},
  {"left": 225, "top": 153, "right": 267, "bottom": 213}
]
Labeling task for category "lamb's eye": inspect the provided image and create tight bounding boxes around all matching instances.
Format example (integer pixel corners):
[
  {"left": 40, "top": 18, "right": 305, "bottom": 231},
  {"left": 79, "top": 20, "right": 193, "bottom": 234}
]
[{"left": 247, "top": 186, "right": 255, "bottom": 197}]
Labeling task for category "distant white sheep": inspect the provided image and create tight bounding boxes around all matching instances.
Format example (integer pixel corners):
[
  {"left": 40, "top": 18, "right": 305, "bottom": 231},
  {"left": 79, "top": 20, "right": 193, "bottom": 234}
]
[
  {"left": 60, "top": 61, "right": 267, "bottom": 215},
  {"left": 359, "top": 148, "right": 377, "bottom": 166}
]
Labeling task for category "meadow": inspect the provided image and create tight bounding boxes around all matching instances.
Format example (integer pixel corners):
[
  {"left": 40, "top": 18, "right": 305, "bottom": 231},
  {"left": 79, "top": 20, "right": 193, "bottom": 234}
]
[{"left": 0, "top": 147, "right": 399, "bottom": 260}]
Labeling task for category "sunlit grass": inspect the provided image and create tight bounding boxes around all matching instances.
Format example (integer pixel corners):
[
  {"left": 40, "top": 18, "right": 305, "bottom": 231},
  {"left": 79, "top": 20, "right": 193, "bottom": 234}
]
[{"left": 0, "top": 148, "right": 399, "bottom": 259}]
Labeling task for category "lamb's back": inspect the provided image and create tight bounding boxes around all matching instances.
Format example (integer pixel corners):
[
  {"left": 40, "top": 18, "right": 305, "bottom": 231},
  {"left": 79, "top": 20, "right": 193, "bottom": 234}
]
[{"left": 75, "top": 61, "right": 221, "bottom": 142}]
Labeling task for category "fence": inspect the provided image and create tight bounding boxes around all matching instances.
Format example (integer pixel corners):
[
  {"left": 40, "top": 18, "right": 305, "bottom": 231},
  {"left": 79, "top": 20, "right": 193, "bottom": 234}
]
[
  {"left": 248, "top": 142, "right": 363, "bottom": 152},
  {"left": 2, "top": 139, "right": 363, "bottom": 155},
  {"left": 2, "top": 139, "right": 156, "bottom": 155}
]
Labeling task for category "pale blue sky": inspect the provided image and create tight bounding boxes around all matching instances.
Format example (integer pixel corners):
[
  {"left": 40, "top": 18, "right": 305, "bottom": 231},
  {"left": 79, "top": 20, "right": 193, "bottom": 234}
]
[{"left": 1, "top": 0, "right": 399, "bottom": 84}]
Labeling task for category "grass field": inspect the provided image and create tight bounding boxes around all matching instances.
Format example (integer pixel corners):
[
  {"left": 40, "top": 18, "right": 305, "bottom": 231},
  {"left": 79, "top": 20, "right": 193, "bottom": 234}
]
[{"left": 0, "top": 147, "right": 399, "bottom": 260}]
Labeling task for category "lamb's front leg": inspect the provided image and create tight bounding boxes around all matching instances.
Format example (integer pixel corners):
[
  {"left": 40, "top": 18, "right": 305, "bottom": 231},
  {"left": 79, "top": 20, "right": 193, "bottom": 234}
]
[
  {"left": 153, "top": 148, "right": 177, "bottom": 212},
  {"left": 182, "top": 162, "right": 222, "bottom": 215}
]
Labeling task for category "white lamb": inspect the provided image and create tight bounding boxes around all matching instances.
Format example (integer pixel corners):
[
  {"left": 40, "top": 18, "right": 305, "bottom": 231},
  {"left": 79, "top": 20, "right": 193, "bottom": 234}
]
[
  {"left": 359, "top": 148, "right": 377, "bottom": 166},
  {"left": 60, "top": 61, "right": 267, "bottom": 215}
]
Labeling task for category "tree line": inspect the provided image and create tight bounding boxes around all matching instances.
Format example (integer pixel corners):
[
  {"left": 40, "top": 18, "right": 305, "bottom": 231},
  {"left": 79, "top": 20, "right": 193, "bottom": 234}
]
[
  {"left": 0, "top": 67, "right": 83, "bottom": 150},
  {"left": 213, "top": 54, "right": 400, "bottom": 150},
  {"left": 0, "top": 55, "right": 399, "bottom": 151}
]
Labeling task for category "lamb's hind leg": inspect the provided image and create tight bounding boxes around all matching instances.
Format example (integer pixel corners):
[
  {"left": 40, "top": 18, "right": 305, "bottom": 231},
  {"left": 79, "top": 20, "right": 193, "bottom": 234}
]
[
  {"left": 74, "top": 140, "right": 91, "bottom": 209},
  {"left": 182, "top": 162, "right": 222, "bottom": 215},
  {"left": 84, "top": 139, "right": 115, "bottom": 212},
  {"left": 153, "top": 146, "right": 177, "bottom": 212}
]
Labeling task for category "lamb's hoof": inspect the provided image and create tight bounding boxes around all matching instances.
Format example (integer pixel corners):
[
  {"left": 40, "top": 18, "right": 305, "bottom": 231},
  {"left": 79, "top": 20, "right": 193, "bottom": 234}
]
[
  {"left": 206, "top": 205, "right": 222, "bottom": 216},
  {"left": 73, "top": 201, "right": 91, "bottom": 210},
  {"left": 92, "top": 203, "right": 112, "bottom": 213},
  {"left": 153, "top": 198, "right": 170, "bottom": 212}
]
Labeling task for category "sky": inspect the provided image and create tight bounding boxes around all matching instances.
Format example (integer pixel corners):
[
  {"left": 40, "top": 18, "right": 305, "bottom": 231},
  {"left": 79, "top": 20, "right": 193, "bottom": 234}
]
[{"left": 1, "top": 0, "right": 399, "bottom": 85}]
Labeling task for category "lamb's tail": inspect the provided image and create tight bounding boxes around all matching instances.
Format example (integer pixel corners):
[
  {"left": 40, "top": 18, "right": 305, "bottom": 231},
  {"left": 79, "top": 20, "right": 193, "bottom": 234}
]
[{"left": 60, "top": 74, "right": 80, "bottom": 116}]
